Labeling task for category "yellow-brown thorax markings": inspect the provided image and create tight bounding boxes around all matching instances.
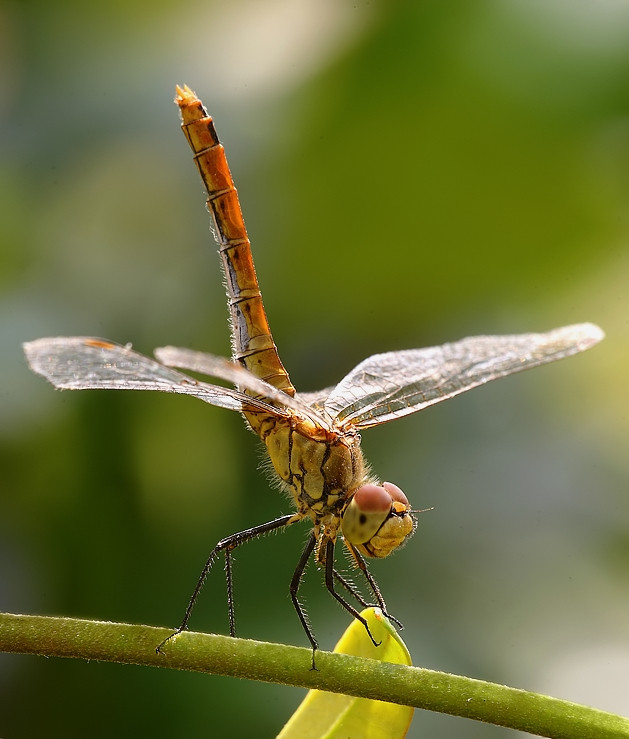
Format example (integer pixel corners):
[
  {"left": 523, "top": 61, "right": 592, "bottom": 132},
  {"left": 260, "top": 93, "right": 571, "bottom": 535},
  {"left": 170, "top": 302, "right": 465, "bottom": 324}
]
[{"left": 245, "top": 406, "right": 367, "bottom": 523}]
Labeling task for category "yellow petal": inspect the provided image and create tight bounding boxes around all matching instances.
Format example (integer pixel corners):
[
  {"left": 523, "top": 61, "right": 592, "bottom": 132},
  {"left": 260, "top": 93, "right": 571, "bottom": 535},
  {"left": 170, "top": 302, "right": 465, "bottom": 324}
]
[{"left": 278, "top": 608, "right": 414, "bottom": 738}]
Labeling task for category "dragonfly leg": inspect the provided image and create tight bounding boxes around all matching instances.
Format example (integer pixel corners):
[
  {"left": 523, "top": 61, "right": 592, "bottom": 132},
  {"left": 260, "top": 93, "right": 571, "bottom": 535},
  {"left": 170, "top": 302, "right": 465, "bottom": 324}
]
[
  {"left": 323, "top": 539, "right": 381, "bottom": 648},
  {"left": 345, "top": 542, "right": 404, "bottom": 630},
  {"left": 156, "top": 513, "right": 295, "bottom": 654},
  {"left": 333, "top": 565, "right": 404, "bottom": 628},
  {"left": 224, "top": 547, "right": 236, "bottom": 637},
  {"left": 289, "top": 534, "right": 319, "bottom": 669},
  {"left": 333, "top": 569, "right": 372, "bottom": 609}
]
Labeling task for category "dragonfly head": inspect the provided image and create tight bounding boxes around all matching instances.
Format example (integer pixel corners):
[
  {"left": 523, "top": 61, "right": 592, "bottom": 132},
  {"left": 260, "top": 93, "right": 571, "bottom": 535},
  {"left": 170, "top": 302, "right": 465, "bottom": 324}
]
[{"left": 341, "top": 481, "right": 416, "bottom": 559}]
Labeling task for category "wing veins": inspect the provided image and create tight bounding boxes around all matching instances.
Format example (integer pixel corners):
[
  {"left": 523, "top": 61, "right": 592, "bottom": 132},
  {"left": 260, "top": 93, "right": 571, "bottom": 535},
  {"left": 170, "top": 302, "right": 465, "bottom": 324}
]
[
  {"left": 322, "top": 323, "right": 604, "bottom": 428},
  {"left": 23, "top": 337, "right": 289, "bottom": 417}
]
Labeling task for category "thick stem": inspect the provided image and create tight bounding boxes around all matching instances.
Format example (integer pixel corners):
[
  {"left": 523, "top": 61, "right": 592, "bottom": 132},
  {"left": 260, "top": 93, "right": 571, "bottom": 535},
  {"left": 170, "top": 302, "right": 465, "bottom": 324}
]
[{"left": 1, "top": 612, "right": 627, "bottom": 739}]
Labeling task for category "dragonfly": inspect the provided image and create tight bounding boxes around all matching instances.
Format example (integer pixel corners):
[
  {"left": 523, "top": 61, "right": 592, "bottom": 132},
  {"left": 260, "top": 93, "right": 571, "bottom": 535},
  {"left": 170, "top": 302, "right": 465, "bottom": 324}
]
[{"left": 24, "top": 85, "right": 604, "bottom": 662}]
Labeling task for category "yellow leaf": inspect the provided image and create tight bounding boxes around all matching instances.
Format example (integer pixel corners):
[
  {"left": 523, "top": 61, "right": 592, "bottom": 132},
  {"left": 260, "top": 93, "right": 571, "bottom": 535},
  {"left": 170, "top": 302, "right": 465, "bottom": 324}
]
[{"left": 278, "top": 608, "right": 414, "bottom": 738}]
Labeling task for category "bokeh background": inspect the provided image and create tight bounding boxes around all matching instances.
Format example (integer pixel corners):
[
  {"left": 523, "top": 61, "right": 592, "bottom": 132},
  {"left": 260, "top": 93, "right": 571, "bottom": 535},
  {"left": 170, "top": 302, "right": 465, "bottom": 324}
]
[{"left": 2, "top": 0, "right": 628, "bottom": 736}]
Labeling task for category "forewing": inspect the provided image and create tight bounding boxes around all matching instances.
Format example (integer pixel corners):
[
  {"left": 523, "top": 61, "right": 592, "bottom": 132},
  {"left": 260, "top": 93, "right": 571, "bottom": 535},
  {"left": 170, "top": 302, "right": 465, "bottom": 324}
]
[
  {"left": 323, "top": 323, "right": 604, "bottom": 429},
  {"left": 156, "top": 345, "right": 330, "bottom": 426},
  {"left": 23, "top": 337, "right": 287, "bottom": 416},
  {"left": 295, "top": 387, "right": 335, "bottom": 410}
]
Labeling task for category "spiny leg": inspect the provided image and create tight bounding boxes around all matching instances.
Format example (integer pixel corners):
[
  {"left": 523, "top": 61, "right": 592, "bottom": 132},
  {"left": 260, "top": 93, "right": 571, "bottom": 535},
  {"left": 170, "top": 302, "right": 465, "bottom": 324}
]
[
  {"left": 289, "top": 534, "right": 319, "bottom": 669},
  {"left": 333, "top": 568, "right": 372, "bottom": 609},
  {"left": 157, "top": 513, "right": 294, "bottom": 653},
  {"left": 323, "top": 539, "right": 381, "bottom": 648},
  {"left": 333, "top": 566, "right": 402, "bottom": 629},
  {"left": 345, "top": 541, "right": 404, "bottom": 630},
  {"left": 225, "top": 546, "right": 235, "bottom": 637}
]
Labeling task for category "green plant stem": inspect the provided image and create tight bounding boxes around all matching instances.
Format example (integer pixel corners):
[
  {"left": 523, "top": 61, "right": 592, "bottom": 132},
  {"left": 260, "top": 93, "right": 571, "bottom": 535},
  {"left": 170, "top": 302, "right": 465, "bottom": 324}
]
[{"left": 1, "top": 612, "right": 627, "bottom": 738}]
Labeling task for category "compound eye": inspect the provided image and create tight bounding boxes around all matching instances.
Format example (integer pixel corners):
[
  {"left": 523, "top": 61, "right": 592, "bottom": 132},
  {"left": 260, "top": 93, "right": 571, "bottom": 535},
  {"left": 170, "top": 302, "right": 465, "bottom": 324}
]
[
  {"left": 342, "top": 482, "right": 415, "bottom": 559},
  {"left": 341, "top": 484, "right": 393, "bottom": 546},
  {"left": 382, "top": 481, "right": 409, "bottom": 506}
]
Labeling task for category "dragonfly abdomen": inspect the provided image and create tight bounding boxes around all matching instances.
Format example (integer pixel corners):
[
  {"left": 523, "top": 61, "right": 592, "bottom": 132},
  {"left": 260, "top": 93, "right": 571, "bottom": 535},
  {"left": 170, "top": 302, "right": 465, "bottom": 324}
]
[{"left": 176, "top": 85, "right": 295, "bottom": 397}]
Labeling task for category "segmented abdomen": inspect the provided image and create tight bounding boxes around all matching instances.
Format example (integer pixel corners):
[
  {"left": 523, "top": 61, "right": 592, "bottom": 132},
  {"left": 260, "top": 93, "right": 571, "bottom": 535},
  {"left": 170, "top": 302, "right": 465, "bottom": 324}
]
[{"left": 175, "top": 85, "right": 295, "bottom": 398}]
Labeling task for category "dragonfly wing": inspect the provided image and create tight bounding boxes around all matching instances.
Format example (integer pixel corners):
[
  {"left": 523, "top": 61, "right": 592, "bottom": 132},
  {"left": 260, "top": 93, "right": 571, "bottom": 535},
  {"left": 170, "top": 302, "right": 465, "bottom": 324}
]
[
  {"left": 295, "top": 386, "right": 335, "bottom": 410},
  {"left": 324, "top": 323, "right": 604, "bottom": 429},
  {"left": 155, "top": 345, "right": 330, "bottom": 425},
  {"left": 23, "top": 337, "right": 287, "bottom": 416}
]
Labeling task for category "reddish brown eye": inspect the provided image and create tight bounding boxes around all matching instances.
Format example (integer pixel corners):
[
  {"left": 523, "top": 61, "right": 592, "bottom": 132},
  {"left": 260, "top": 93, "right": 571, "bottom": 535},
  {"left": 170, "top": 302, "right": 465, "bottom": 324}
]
[
  {"left": 382, "top": 481, "right": 409, "bottom": 506},
  {"left": 352, "top": 483, "right": 393, "bottom": 513},
  {"left": 342, "top": 480, "right": 415, "bottom": 559},
  {"left": 341, "top": 484, "right": 392, "bottom": 547}
]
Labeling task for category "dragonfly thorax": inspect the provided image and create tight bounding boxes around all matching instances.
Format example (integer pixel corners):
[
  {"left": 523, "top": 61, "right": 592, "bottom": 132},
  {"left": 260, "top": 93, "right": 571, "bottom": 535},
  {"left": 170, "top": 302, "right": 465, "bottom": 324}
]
[
  {"left": 261, "top": 414, "right": 367, "bottom": 519},
  {"left": 260, "top": 412, "right": 416, "bottom": 558}
]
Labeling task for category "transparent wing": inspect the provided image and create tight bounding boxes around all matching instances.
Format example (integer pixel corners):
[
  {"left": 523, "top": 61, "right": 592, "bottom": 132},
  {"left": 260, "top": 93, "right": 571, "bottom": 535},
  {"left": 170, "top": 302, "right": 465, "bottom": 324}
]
[
  {"left": 155, "top": 345, "right": 331, "bottom": 427},
  {"left": 23, "top": 337, "right": 289, "bottom": 417},
  {"left": 322, "top": 323, "right": 604, "bottom": 429},
  {"left": 294, "top": 387, "right": 335, "bottom": 411}
]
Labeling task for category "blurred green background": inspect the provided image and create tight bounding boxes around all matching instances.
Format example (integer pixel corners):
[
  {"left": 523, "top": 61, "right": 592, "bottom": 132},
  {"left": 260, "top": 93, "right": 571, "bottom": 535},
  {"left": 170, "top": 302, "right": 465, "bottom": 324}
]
[{"left": 2, "top": 0, "right": 629, "bottom": 736}]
